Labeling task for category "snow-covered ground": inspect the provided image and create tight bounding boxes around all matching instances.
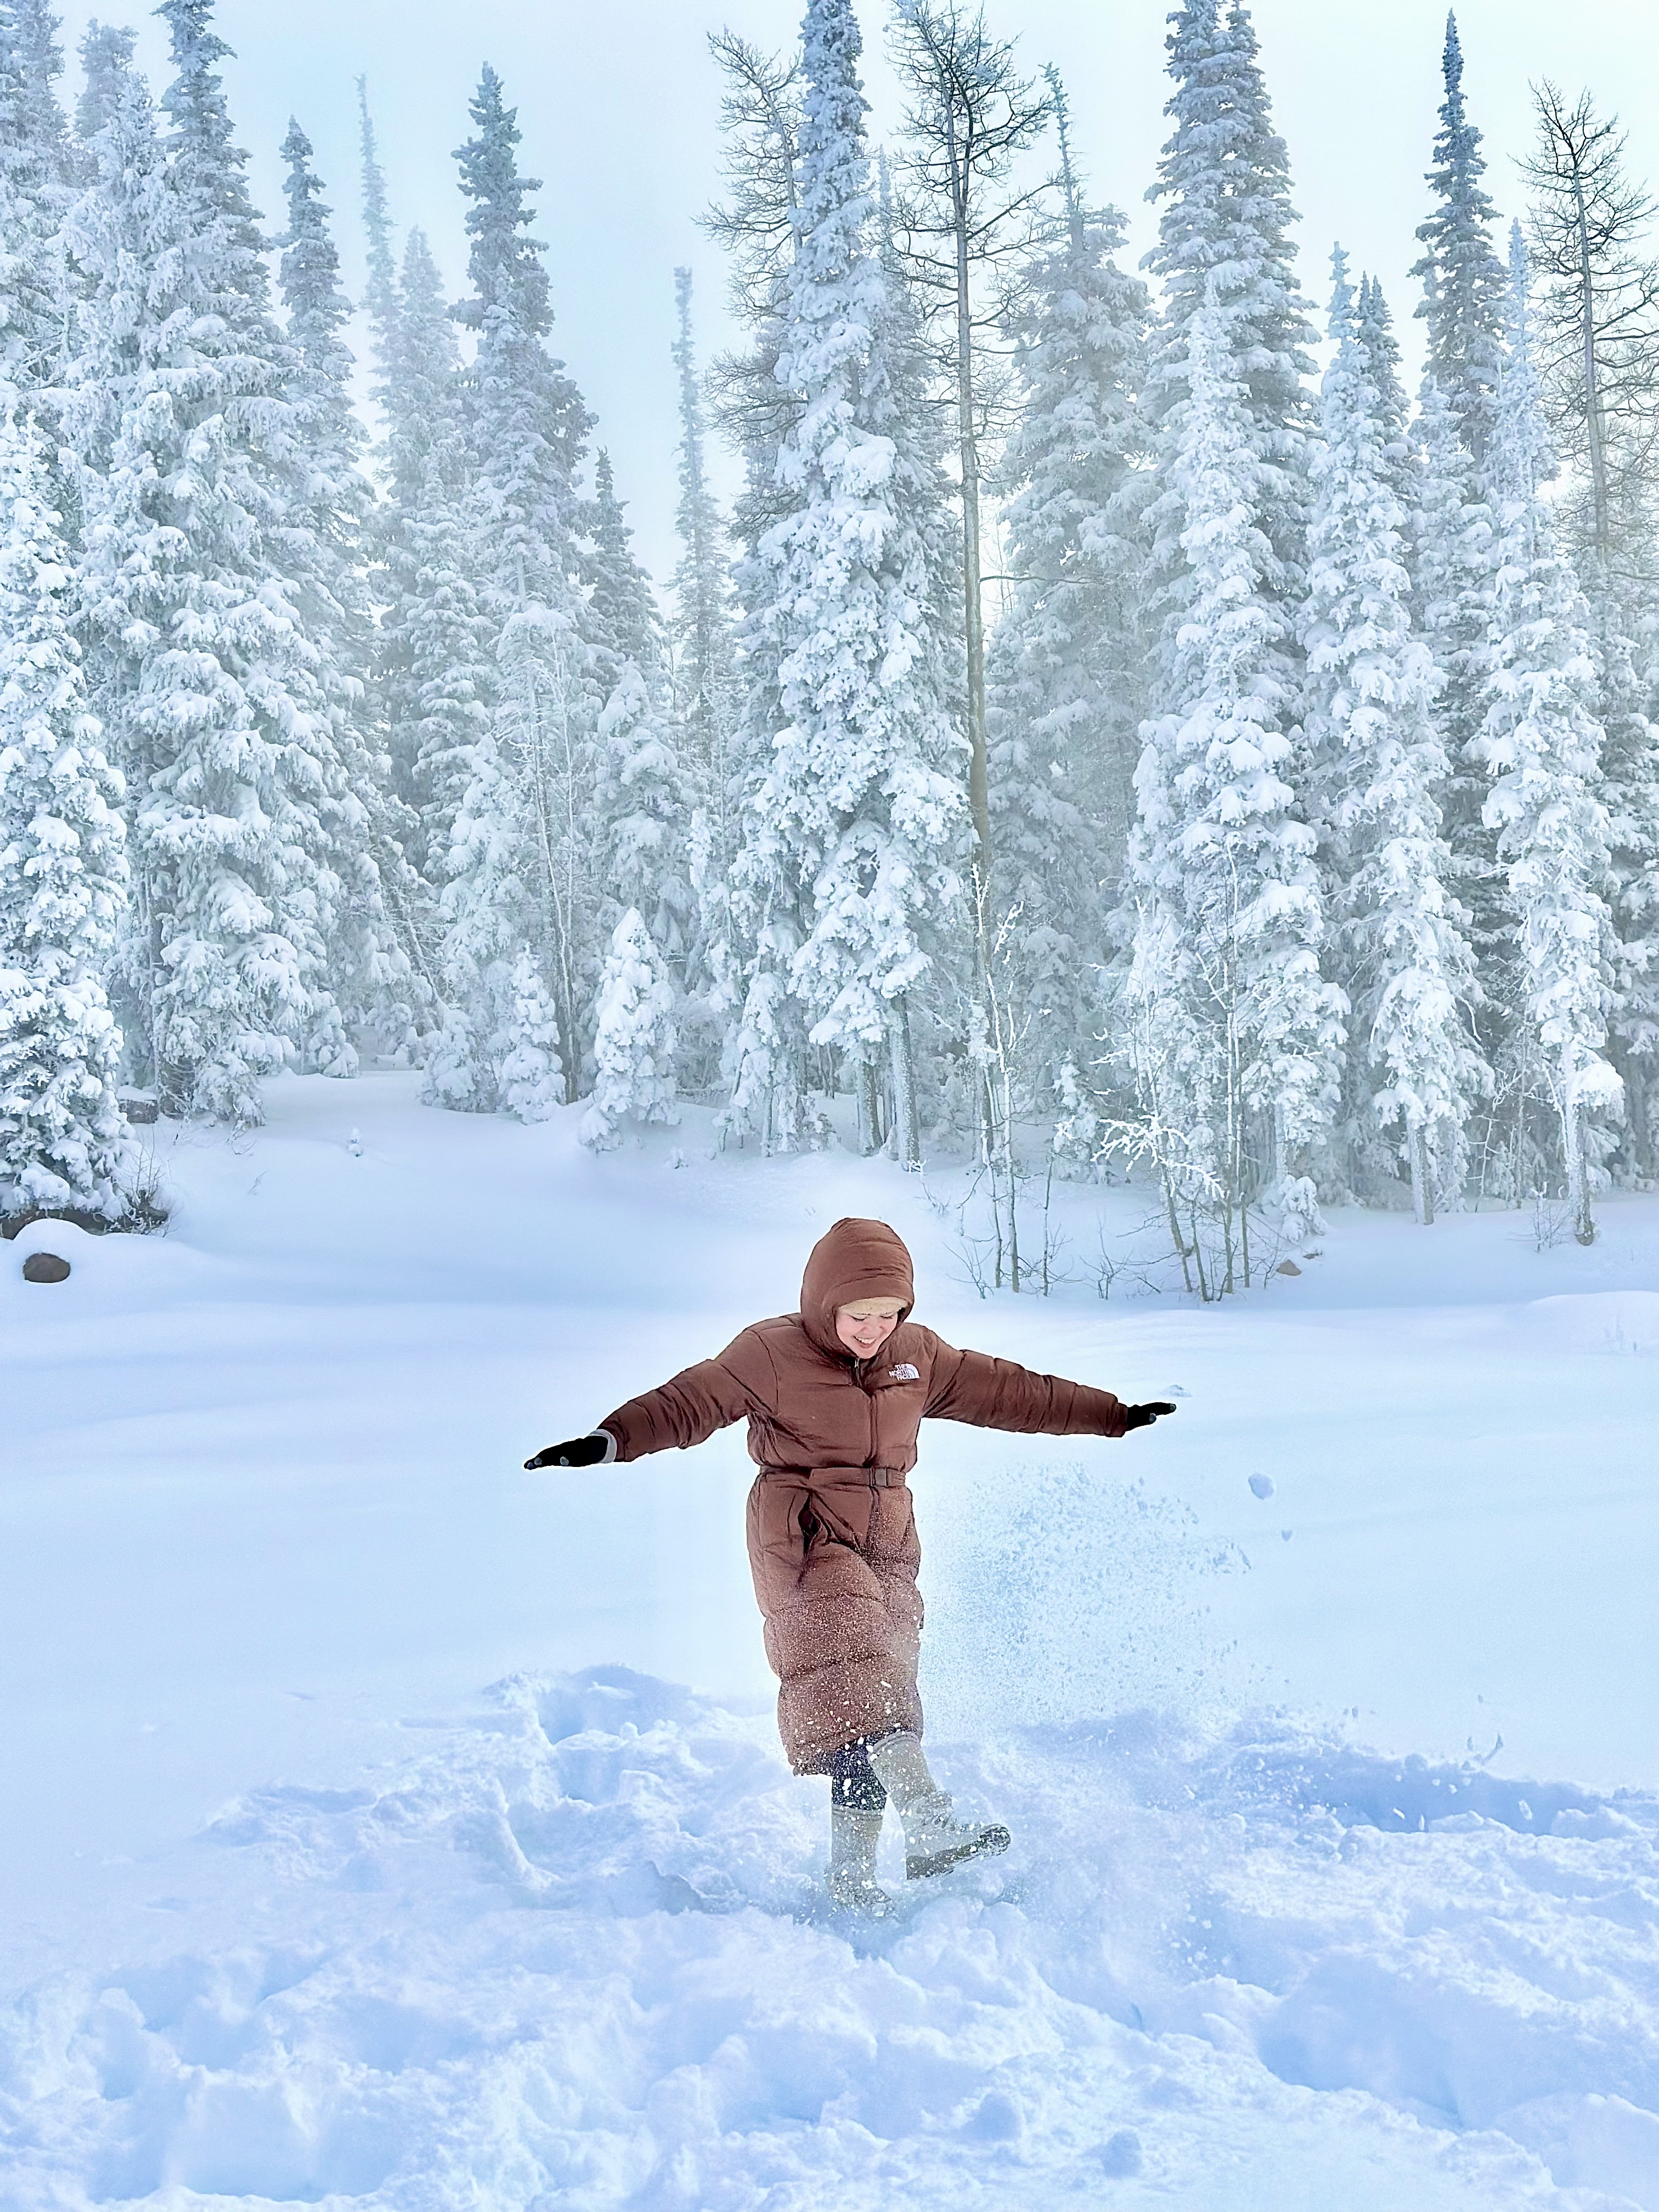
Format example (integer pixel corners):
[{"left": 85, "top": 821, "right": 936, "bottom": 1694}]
[{"left": 3, "top": 1072, "right": 1656, "bottom": 2209}]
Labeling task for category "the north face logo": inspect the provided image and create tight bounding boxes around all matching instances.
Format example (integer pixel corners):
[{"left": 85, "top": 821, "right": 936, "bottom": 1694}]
[{"left": 888, "top": 1362, "right": 920, "bottom": 1382}]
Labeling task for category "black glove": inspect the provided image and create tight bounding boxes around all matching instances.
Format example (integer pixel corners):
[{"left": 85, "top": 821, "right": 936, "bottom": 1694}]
[
  {"left": 524, "top": 1432, "right": 612, "bottom": 1470},
  {"left": 1123, "top": 1401, "right": 1177, "bottom": 1431}
]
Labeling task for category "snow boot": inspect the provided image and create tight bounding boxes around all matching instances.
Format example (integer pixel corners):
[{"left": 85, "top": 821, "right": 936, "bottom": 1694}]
[
  {"left": 826, "top": 1803, "right": 896, "bottom": 1917},
  {"left": 868, "top": 1731, "right": 1012, "bottom": 1882}
]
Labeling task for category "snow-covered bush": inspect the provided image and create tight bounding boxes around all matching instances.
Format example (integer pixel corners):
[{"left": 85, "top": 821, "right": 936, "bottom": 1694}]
[{"left": 580, "top": 911, "right": 678, "bottom": 1151}]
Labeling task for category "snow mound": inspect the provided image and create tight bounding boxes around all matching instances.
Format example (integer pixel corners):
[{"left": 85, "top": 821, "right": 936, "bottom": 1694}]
[
  {"left": 1519, "top": 1290, "right": 1659, "bottom": 1358},
  {"left": 3, "top": 1667, "right": 1655, "bottom": 2210}
]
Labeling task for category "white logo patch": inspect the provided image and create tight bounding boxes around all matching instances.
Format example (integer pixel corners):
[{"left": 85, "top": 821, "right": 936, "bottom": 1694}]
[{"left": 888, "top": 1362, "right": 920, "bottom": 1383}]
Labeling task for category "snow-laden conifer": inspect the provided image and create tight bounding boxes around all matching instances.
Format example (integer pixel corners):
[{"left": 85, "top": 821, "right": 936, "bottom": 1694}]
[
  {"left": 585, "top": 449, "right": 663, "bottom": 686},
  {"left": 745, "top": 0, "right": 964, "bottom": 1164},
  {"left": 670, "top": 267, "right": 734, "bottom": 785},
  {"left": 435, "top": 66, "right": 598, "bottom": 1111},
  {"left": 1125, "top": 281, "right": 1342, "bottom": 1235},
  {"left": 1141, "top": 0, "right": 1316, "bottom": 701},
  {"left": 1303, "top": 255, "right": 1485, "bottom": 1220},
  {"left": 277, "top": 117, "right": 426, "bottom": 1057},
  {"left": 497, "top": 946, "right": 564, "bottom": 1123},
  {"left": 580, "top": 909, "right": 678, "bottom": 1150},
  {"left": 988, "top": 75, "right": 1149, "bottom": 1077},
  {"left": 1409, "top": 11, "right": 1507, "bottom": 468},
  {"left": 0, "top": 0, "right": 73, "bottom": 405},
  {"left": 63, "top": 2, "right": 354, "bottom": 1121},
  {"left": 1472, "top": 229, "right": 1621, "bottom": 1240},
  {"left": 0, "top": 405, "right": 132, "bottom": 1220},
  {"left": 372, "top": 224, "right": 487, "bottom": 881},
  {"left": 594, "top": 659, "right": 692, "bottom": 959}
]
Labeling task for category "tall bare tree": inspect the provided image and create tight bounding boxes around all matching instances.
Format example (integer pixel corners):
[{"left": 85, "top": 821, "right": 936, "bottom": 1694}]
[
  {"left": 887, "top": 1, "right": 1051, "bottom": 918},
  {"left": 1521, "top": 81, "right": 1659, "bottom": 589}
]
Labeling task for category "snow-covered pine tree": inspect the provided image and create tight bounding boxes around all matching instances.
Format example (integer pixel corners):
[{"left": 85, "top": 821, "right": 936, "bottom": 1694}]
[
  {"left": 670, "top": 267, "right": 734, "bottom": 785},
  {"left": 1303, "top": 253, "right": 1485, "bottom": 1221},
  {"left": 579, "top": 907, "right": 678, "bottom": 1150},
  {"left": 988, "top": 70, "right": 1149, "bottom": 1087},
  {"left": 701, "top": 29, "right": 820, "bottom": 1153},
  {"left": 1410, "top": 11, "right": 1508, "bottom": 471},
  {"left": 72, "top": 18, "right": 129, "bottom": 145},
  {"left": 1124, "top": 281, "right": 1342, "bottom": 1249},
  {"left": 1406, "top": 10, "right": 1511, "bottom": 1092},
  {"left": 584, "top": 449, "right": 663, "bottom": 685},
  {"left": 1472, "top": 227, "right": 1621, "bottom": 1242},
  {"left": 276, "top": 117, "right": 427, "bottom": 1058},
  {"left": 1139, "top": 0, "right": 1317, "bottom": 717},
  {"left": 496, "top": 945, "right": 563, "bottom": 1122},
  {"left": 748, "top": 0, "right": 964, "bottom": 1166},
  {"left": 435, "top": 65, "right": 598, "bottom": 1113},
  {"left": 593, "top": 658, "right": 692, "bottom": 960},
  {"left": 0, "top": 0, "right": 74, "bottom": 407},
  {"left": 1412, "top": 374, "right": 1504, "bottom": 1038},
  {"left": 1356, "top": 273, "right": 1412, "bottom": 504},
  {"left": 373, "top": 223, "right": 488, "bottom": 883},
  {"left": 0, "top": 403, "right": 132, "bottom": 1222},
  {"left": 356, "top": 77, "right": 397, "bottom": 357},
  {"left": 63, "top": 1, "right": 356, "bottom": 1122}
]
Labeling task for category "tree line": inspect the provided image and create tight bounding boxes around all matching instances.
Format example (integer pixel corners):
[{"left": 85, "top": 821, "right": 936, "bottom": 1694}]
[{"left": 1, "top": 0, "right": 1656, "bottom": 1276}]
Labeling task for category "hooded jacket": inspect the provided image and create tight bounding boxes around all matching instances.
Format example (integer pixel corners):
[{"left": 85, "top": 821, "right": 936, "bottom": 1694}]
[
  {"left": 596, "top": 1218, "right": 1129, "bottom": 1771},
  {"left": 599, "top": 1215, "right": 1128, "bottom": 1474}
]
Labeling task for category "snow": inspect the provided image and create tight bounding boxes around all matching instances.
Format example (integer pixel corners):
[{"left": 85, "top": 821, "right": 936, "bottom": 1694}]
[{"left": 3, "top": 1071, "right": 1657, "bottom": 2208}]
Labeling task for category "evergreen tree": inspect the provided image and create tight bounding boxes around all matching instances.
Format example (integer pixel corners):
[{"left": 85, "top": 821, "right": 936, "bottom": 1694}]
[
  {"left": 989, "top": 72, "right": 1149, "bottom": 1081},
  {"left": 744, "top": 0, "right": 964, "bottom": 1165},
  {"left": 1412, "top": 374, "right": 1506, "bottom": 1062},
  {"left": 72, "top": 18, "right": 131, "bottom": 147},
  {"left": 593, "top": 657, "right": 691, "bottom": 957},
  {"left": 1140, "top": 0, "right": 1316, "bottom": 710},
  {"left": 63, "top": 0, "right": 356, "bottom": 1121},
  {"left": 355, "top": 76, "right": 397, "bottom": 357},
  {"left": 1410, "top": 11, "right": 1508, "bottom": 468},
  {"left": 579, "top": 907, "right": 678, "bottom": 1150},
  {"left": 435, "top": 65, "right": 597, "bottom": 1109},
  {"left": 584, "top": 448, "right": 662, "bottom": 684},
  {"left": 0, "top": 0, "right": 73, "bottom": 405},
  {"left": 1303, "top": 255, "right": 1485, "bottom": 1220},
  {"left": 374, "top": 223, "right": 486, "bottom": 879},
  {"left": 277, "top": 117, "right": 425, "bottom": 1054},
  {"left": 0, "top": 405, "right": 132, "bottom": 1220},
  {"left": 1473, "top": 228, "right": 1621, "bottom": 1240},
  {"left": 670, "top": 265, "right": 733, "bottom": 785},
  {"left": 1125, "top": 283, "right": 1342, "bottom": 1237},
  {"left": 702, "top": 29, "right": 815, "bottom": 1150},
  {"left": 497, "top": 944, "right": 563, "bottom": 1121}
]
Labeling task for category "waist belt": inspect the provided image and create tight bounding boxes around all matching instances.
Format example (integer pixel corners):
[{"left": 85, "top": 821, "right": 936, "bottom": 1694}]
[{"left": 760, "top": 1464, "right": 909, "bottom": 1490}]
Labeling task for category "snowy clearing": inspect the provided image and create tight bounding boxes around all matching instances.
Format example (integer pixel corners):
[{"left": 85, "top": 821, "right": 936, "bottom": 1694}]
[{"left": 3, "top": 1073, "right": 1657, "bottom": 2209}]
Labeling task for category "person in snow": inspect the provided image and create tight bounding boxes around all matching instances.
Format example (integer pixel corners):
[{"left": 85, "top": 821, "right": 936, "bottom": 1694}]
[{"left": 526, "top": 1217, "right": 1174, "bottom": 1915}]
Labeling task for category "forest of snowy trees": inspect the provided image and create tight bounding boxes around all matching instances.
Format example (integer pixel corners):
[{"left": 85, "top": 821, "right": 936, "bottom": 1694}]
[{"left": 2, "top": 0, "right": 1658, "bottom": 1282}]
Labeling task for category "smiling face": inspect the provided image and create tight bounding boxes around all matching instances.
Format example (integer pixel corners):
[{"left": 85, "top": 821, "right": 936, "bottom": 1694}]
[{"left": 834, "top": 1298, "right": 904, "bottom": 1358}]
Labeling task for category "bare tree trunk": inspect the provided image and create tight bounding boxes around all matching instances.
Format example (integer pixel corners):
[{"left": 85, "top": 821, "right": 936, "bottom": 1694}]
[
  {"left": 1410, "top": 1125, "right": 1436, "bottom": 1226},
  {"left": 890, "top": 998, "right": 922, "bottom": 1169},
  {"left": 1572, "top": 168, "right": 1612, "bottom": 574}
]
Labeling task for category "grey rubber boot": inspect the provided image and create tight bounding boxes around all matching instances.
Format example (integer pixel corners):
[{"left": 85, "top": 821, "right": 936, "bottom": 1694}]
[
  {"left": 826, "top": 1803, "right": 895, "bottom": 1916},
  {"left": 868, "top": 1731, "right": 1012, "bottom": 1882}
]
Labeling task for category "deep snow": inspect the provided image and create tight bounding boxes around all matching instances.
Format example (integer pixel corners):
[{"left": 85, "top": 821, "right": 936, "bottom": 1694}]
[{"left": 3, "top": 1072, "right": 1656, "bottom": 2208}]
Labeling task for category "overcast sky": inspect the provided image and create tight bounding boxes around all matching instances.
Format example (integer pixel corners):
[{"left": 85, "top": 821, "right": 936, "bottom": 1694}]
[{"left": 48, "top": 0, "right": 1659, "bottom": 582}]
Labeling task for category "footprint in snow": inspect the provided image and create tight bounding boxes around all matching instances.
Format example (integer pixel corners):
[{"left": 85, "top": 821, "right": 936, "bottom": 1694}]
[{"left": 1249, "top": 1473, "right": 1276, "bottom": 1499}]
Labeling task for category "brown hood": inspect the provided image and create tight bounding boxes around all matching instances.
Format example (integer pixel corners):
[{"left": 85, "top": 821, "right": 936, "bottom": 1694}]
[{"left": 799, "top": 1217, "right": 915, "bottom": 1357}]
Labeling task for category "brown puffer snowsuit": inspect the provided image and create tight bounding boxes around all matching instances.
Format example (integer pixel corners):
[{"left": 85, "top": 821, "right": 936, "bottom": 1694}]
[{"left": 598, "top": 1217, "right": 1128, "bottom": 1773}]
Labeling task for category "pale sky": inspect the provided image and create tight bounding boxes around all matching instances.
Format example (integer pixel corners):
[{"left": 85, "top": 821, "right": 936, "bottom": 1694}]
[{"left": 48, "top": 0, "right": 1659, "bottom": 582}]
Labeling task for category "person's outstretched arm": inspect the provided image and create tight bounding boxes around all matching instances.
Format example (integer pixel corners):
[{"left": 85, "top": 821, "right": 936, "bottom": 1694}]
[
  {"left": 922, "top": 1334, "right": 1175, "bottom": 1439},
  {"left": 525, "top": 1334, "right": 770, "bottom": 1470}
]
